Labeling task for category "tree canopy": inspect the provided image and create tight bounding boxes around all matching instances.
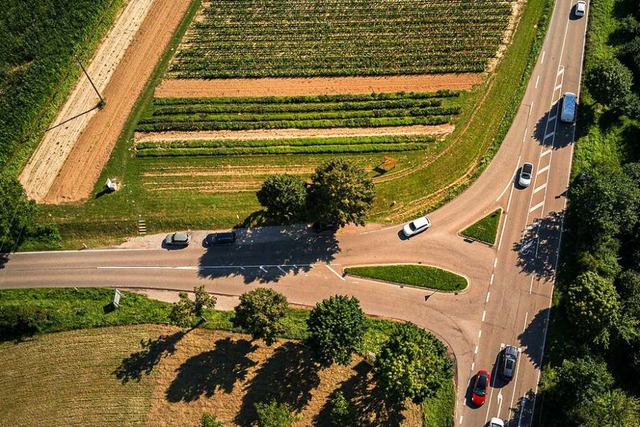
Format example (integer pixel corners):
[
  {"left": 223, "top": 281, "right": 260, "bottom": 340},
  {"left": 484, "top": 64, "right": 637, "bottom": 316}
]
[
  {"left": 232, "top": 288, "right": 288, "bottom": 345},
  {"left": 306, "top": 295, "right": 367, "bottom": 367},
  {"left": 373, "top": 322, "right": 452, "bottom": 404},
  {"left": 307, "top": 159, "right": 375, "bottom": 227},
  {"left": 257, "top": 174, "right": 307, "bottom": 223},
  {"left": 585, "top": 58, "right": 633, "bottom": 107},
  {"left": 169, "top": 285, "right": 217, "bottom": 328}
]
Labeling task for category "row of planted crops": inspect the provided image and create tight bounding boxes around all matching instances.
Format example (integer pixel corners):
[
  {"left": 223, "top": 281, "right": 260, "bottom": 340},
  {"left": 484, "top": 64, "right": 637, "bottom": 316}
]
[
  {"left": 168, "top": 0, "right": 513, "bottom": 78},
  {"left": 135, "top": 91, "right": 461, "bottom": 157}
]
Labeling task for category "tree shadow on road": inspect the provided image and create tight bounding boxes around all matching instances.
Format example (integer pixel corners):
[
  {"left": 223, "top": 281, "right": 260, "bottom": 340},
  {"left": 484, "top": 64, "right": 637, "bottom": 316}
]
[
  {"left": 235, "top": 341, "right": 320, "bottom": 426},
  {"left": 506, "top": 388, "right": 536, "bottom": 427},
  {"left": 517, "top": 307, "right": 550, "bottom": 370},
  {"left": 513, "top": 210, "right": 564, "bottom": 280},
  {"left": 198, "top": 225, "right": 340, "bottom": 284},
  {"left": 165, "top": 337, "right": 257, "bottom": 402},
  {"left": 113, "top": 331, "right": 185, "bottom": 384}
]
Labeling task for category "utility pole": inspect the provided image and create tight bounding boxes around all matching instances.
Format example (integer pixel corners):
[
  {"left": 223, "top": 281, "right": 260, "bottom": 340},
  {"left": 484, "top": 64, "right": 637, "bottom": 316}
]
[{"left": 75, "top": 56, "right": 105, "bottom": 107}]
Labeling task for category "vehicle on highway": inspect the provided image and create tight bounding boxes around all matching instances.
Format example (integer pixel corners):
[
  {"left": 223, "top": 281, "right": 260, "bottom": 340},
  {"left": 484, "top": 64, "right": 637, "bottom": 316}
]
[
  {"left": 518, "top": 162, "right": 534, "bottom": 188},
  {"left": 574, "top": 1, "right": 586, "bottom": 17},
  {"left": 560, "top": 92, "right": 577, "bottom": 122},
  {"left": 164, "top": 232, "right": 191, "bottom": 247},
  {"left": 402, "top": 216, "right": 431, "bottom": 238},
  {"left": 204, "top": 231, "right": 236, "bottom": 245},
  {"left": 489, "top": 418, "right": 505, "bottom": 427},
  {"left": 501, "top": 345, "right": 519, "bottom": 380},
  {"left": 471, "top": 369, "right": 490, "bottom": 406}
]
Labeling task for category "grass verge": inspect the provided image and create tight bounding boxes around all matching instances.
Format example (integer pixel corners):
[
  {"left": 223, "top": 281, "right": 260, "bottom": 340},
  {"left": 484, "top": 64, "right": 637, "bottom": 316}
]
[
  {"left": 460, "top": 209, "right": 502, "bottom": 245},
  {"left": 344, "top": 265, "right": 467, "bottom": 291},
  {"left": 422, "top": 379, "right": 455, "bottom": 427}
]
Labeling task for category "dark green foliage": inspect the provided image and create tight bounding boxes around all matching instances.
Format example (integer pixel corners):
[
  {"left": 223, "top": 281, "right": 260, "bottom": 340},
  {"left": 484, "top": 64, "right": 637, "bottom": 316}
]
[
  {"left": 566, "top": 272, "right": 620, "bottom": 348},
  {"left": 307, "top": 159, "right": 375, "bottom": 227},
  {"left": 201, "top": 412, "right": 225, "bottom": 427},
  {"left": 257, "top": 175, "right": 307, "bottom": 223},
  {"left": 0, "top": 0, "right": 120, "bottom": 168},
  {"left": 619, "top": 36, "right": 640, "bottom": 83},
  {"left": 329, "top": 391, "right": 356, "bottom": 426},
  {"left": 554, "top": 357, "right": 614, "bottom": 409},
  {"left": 374, "top": 322, "right": 452, "bottom": 404},
  {"left": 585, "top": 58, "right": 633, "bottom": 107},
  {"left": 306, "top": 295, "right": 367, "bottom": 367},
  {"left": 232, "top": 288, "right": 288, "bottom": 345},
  {"left": 254, "top": 400, "right": 298, "bottom": 427},
  {"left": 0, "top": 305, "right": 50, "bottom": 341},
  {"left": 169, "top": 286, "right": 217, "bottom": 328},
  {"left": 578, "top": 389, "right": 640, "bottom": 427}
]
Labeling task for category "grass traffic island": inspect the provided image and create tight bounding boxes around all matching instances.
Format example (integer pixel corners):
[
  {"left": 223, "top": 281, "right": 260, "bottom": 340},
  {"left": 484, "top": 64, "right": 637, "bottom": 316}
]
[
  {"left": 460, "top": 208, "right": 502, "bottom": 246},
  {"left": 344, "top": 265, "right": 467, "bottom": 292}
]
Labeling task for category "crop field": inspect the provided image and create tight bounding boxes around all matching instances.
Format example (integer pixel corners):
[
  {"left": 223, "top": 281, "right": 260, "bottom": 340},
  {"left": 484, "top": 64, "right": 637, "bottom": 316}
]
[{"left": 167, "top": 0, "right": 513, "bottom": 78}]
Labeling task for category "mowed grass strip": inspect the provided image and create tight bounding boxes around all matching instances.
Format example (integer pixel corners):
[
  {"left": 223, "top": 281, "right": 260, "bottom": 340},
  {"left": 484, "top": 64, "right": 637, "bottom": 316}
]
[
  {"left": 168, "top": 0, "right": 511, "bottom": 77},
  {"left": 460, "top": 208, "right": 502, "bottom": 245},
  {"left": 345, "top": 265, "right": 467, "bottom": 291}
]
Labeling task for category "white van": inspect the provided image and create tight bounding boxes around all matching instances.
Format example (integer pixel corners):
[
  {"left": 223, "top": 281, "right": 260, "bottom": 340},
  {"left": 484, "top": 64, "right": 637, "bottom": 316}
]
[{"left": 560, "top": 92, "right": 577, "bottom": 123}]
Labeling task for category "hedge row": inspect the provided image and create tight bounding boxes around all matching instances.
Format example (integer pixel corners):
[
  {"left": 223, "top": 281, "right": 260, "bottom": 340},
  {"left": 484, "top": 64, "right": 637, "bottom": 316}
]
[{"left": 136, "top": 115, "right": 452, "bottom": 132}]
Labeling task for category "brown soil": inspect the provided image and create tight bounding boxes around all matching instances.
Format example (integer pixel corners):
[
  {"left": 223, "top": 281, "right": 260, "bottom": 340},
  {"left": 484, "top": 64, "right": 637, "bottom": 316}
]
[
  {"left": 144, "top": 327, "right": 422, "bottom": 426},
  {"left": 41, "top": 0, "right": 193, "bottom": 204},
  {"left": 19, "top": 0, "right": 156, "bottom": 202},
  {"left": 134, "top": 124, "right": 454, "bottom": 144},
  {"left": 155, "top": 74, "right": 484, "bottom": 98}
]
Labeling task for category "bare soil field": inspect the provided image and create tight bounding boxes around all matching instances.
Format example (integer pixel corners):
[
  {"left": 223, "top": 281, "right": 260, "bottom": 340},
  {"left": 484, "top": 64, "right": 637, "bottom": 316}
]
[
  {"left": 134, "top": 124, "right": 454, "bottom": 145},
  {"left": 155, "top": 74, "right": 484, "bottom": 98},
  {"left": 40, "top": 0, "right": 192, "bottom": 204},
  {"left": 18, "top": 0, "right": 156, "bottom": 202}
]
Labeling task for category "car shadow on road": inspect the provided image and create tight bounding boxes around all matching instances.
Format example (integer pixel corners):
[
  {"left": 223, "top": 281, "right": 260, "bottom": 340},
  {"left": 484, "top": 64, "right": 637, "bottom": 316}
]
[
  {"left": 532, "top": 101, "right": 573, "bottom": 150},
  {"left": 513, "top": 210, "right": 564, "bottom": 280},
  {"left": 198, "top": 225, "right": 340, "bottom": 284}
]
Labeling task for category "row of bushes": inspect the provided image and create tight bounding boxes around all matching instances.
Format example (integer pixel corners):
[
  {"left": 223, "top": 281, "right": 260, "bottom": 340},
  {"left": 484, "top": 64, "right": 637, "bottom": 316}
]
[
  {"left": 136, "top": 115, "right": 451, "bottom": 132},
  {"left": 151, "top": 98, "right": 446, "bottom": 116},
  {"left": 137, "top": 143, "right": 430, "bottom": 157},
  {"left": 151, "top": 90, "right": 460, "bottom": 106}
]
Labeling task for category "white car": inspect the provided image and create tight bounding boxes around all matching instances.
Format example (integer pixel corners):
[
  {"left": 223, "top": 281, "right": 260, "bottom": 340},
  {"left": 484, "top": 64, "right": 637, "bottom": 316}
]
[
  {"left": 518, "top": 162, "right": 533, "bottom": 188},
  {"left": 489, "top": 418, "right": 505, "bottom": 427},
  {"left": 402, "top": 216, "right": 431, "bottom": 238},
  {"left": 575, "top": 1, "right": 586, "bottom": 17}
]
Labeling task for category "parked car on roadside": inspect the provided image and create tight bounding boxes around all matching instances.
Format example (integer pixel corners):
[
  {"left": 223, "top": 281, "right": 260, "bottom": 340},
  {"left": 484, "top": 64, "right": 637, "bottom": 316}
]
[
  {"left": 501, "top": 345, "right": 519, "bottom": 380},
  {"left": 204, "top": 231, "right": 236, "bottom": 245},
  {"left": 164, "top": 232, "right": 191, "bottom": 247},
  {"left": 402, "top": 216, "right": 431, "bottom": 238},
  {"left": 471, "top": 369, "right": 490, "bottom": 406}
]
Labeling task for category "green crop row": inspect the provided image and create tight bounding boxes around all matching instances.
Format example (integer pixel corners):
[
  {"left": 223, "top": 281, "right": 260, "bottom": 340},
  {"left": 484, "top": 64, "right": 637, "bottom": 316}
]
[
  {"left": 136, "top": 115, "right": 452, "bottom": 132},
  {"left": 136, "top": 143, "right": 429, "bottom": 157}
]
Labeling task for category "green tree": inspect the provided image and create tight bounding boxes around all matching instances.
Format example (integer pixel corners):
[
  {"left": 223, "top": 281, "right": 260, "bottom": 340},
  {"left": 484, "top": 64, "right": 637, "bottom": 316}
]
[
  {"left": 232, "top": 288, "right": 288, "bottom": 345},
  {"left": 254, "top": 400, "right": 299, "bottom": 427},
  {"left": 201, "top": 412, "right": 225, "bottom": 427},
  {"left": 373, "top": 322, "right": 452, "bottom": 404},
  {"left": 306, "top": 295, "right": 367, "bottom": 367},
  {"left": 329, "top": 391, "right": 356, "bottom": 426},
  {"left": 169, "top": 286, "right": 217, "bottom": 327},
  {"left": 566, "top": 272, "right": 620, "bottom": 347},
  {"left": 579, "top": 389, "right": 640, "bottom": 427},
  {"left": 257, "top": 174, "right": 307, "bottom": 223},
  {"left": 585, "top": 58, "right": 633, "bottom": 107},
  {"left": 554, "top": 357, "right": 614, "bottom": 406},
  {"left": 307, "top": 159, "right": 375, "bottom": 227}
]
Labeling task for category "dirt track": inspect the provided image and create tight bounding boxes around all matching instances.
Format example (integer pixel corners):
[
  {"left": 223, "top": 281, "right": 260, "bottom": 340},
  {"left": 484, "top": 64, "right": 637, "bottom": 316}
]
[
  {"left": 134, "top": 124, "right": 455, "bottom": 144},
  {"left": 18, "top": 0, "right": 156, "bottom": 202},
  {"left": 41, "top": 0, "right": 192, "bottom": 204},
  {"left": 155, "top": 74, "right": 484, "bottom": 98}
]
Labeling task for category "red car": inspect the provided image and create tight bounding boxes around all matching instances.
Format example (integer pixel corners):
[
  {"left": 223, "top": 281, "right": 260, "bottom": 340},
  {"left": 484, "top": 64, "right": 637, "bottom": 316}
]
[{"left": 471, "top": 370, "right": 490, "bottom": 406}]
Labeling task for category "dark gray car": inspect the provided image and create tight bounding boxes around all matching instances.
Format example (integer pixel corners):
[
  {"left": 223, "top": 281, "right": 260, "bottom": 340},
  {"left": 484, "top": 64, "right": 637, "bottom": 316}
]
[{"left": 501, "top": 345, "right": 519, "bottom": 380}]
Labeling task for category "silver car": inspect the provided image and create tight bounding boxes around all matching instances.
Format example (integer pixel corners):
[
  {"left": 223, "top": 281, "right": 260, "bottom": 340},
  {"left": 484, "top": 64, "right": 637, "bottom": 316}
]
[
  {"left": 518, "top": 162, "right": 533, "bottom": 188},
  {"left": 501, "top": 345, "right": 519, "bottom": 380}
]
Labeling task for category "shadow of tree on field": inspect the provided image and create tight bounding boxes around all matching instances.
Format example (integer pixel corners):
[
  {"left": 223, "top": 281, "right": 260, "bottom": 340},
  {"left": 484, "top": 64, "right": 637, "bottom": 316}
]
[
  {"left": 198, "top": 225, "right": 340, "bottom": 284},
  {"left": 514, "top": 210, "right": 564, "bottom": 280},
  {"left": 113, "top": 331, "right": 185, "bottom": 383},
  {"left": 166, "top": 337, "right": 257, "bottom": 402},
  {"left": 314, "top": 361, "right": 406, "bottom": 427},
  {"left": 235, "top": 341, "right": 320, "bottom": 426}
]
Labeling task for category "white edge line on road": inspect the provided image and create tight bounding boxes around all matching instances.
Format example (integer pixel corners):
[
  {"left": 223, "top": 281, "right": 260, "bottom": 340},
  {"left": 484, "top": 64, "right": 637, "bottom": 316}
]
[
  {"left": 535, "top": 75, "right": 540, "bottom": 88},
  {"left": 523, "top": 312, "right": 529, "bottom": 333},
  {"left": 533, "top": 183, "right": 547, "bottom": 194},
  {"left": 522, "top": 127, "right": 528, "bottom": 142},
  {"left": 478, "top": 330, "right": 482, "bottom": 338},
  {"left": 474, "top": 346, "right": 478, "bottom": 354},
  {"left": 325, "top": 264, "right": 346, "bottom": 281},
  {"left": 482, "top": 310, "right": 486, "bottom": 322},
  {"left": 540, "top": 50, "right": 545, "bottom": 64},
  {"left": 459, "top": 416, "right": 464, "bottom": 425},
  {"left": 497, "top": 155, "right": 521, "bottom": 201},
  {"left": 529, "top": 201, "right": 544, "bottom": 213},
  {"left": 494, "top": 258, "right": 498, "bottom": 268},
  {"left": 537, "top": 164, "right": 550, "bottom": 175},
  {"left": 490, "top": 273, "right": 494, "bottom": 285},
  {"left": 543, "top": 132, "right": 555, "bottom": 140},
  {"left": 471, "top": 362, "right": 475, "bottom": 372},
  {"left": 540, "top": 149, "right": 552, "bottom": 157},
  {"left": 485, "top": 292, "right": 490, "bottom": 303},
  {"left": 529, "top": 276, "right": 535, "bottom": 294}
]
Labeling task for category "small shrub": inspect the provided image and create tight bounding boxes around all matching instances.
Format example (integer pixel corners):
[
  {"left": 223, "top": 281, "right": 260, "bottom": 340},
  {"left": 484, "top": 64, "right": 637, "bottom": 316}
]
[{"left": 254, "top": 400, "right": 299, "bottom": 427}]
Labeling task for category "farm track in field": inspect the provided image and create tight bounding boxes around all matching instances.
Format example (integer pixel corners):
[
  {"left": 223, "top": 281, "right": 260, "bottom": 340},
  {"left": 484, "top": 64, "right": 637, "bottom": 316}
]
[{"left": 155, "top": 75, "right": 484, "bottom": 98}]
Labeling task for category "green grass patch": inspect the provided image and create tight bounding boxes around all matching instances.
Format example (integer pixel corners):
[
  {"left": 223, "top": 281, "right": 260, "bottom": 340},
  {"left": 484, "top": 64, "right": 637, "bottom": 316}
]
[
  {"left": 460, "top": 208, "right": 502, "bottom": 245},
  {"left": 422, "top": 379, "right": 455, "bottom": 427},
  {"left": 344, "top": 265, "right": 467, "bottom": 291}
]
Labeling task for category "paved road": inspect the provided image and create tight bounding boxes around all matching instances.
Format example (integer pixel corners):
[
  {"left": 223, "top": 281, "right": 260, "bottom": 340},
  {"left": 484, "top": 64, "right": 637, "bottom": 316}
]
[{"left": 1, "top": 0, "right": 587, "bottom": 425}]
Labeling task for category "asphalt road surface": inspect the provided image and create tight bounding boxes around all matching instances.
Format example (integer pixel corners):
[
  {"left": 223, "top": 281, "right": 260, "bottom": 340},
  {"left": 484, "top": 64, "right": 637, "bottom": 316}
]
[{"left": 1, "top": 0, "right": 587, "bottom": 425}]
